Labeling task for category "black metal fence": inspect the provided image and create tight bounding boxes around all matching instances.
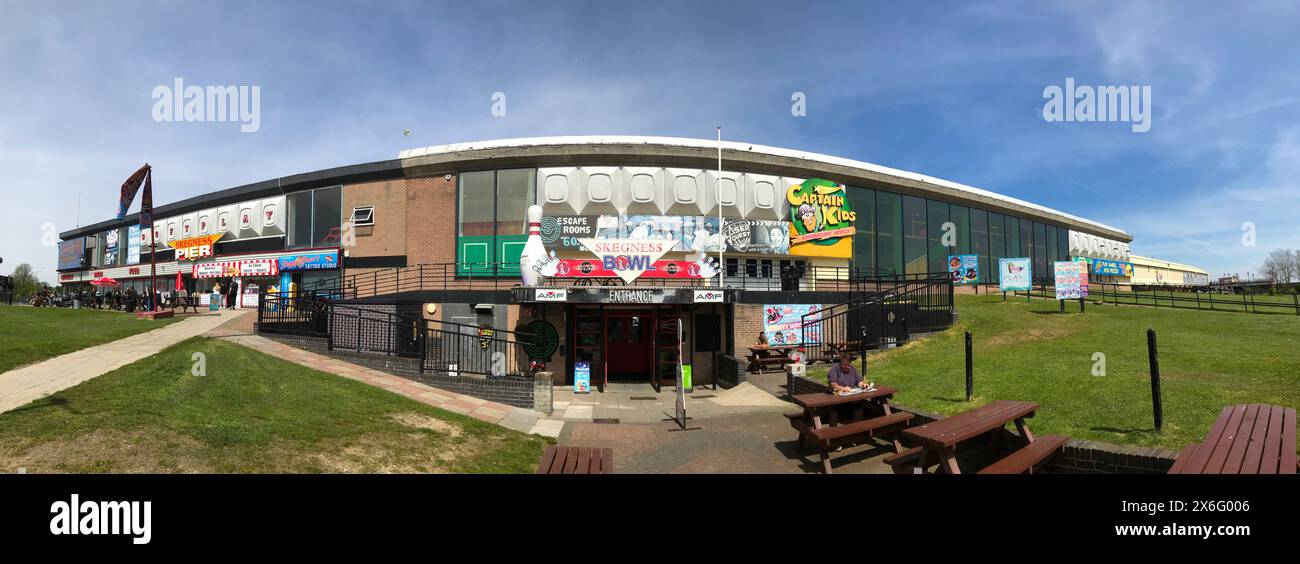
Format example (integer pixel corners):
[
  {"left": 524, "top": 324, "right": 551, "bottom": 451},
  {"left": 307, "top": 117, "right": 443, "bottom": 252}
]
[
  {"left": 1092, "top": 283, "right": 1300, "bottom": 315},
  {"left": 800, "top": 274, "right": 955, "bottom": 361},
  {"left": 257, "top": 290, "right": 538, "bottom": 377},
  {"left": 298, "top": 261, "right": 921, "bottom": 300}
]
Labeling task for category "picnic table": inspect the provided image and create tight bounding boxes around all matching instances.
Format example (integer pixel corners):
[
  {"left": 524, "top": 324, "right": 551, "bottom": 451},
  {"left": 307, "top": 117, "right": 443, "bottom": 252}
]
[
  {"left": 891, "top": 400, "right": 1067, "bottom": 474},
  {"left": 1168, "top": 404, "right": 1297, "bottom": 474},
  {"left": 536, "top": 445, "right": 613, "bottom": 474},
  {"left": 786, "top": 386, "right": 913, "bottom": 474},
  {"left": 747, "top": 345, "right": 797, "bottom": 373}
]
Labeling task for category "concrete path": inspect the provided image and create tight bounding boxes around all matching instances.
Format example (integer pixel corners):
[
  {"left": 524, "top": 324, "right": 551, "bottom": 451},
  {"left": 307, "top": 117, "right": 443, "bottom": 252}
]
[
  {"left": 210, "top": 330, "right": 562, "bottom": 438},
  {"left": 549, "top": 380, "right": 793, "bottom": 424},
  {"left": 561, "top": 411, "right": 896, "bottom": 474},
  {"left": 0, "top": 310, "right": 247, "bottom": 414}
]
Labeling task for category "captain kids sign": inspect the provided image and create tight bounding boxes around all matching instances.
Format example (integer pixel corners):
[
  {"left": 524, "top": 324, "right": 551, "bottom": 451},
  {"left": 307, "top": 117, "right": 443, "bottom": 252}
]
[{"left": 788, "top": 178, "right": 855, "bottom": 258}]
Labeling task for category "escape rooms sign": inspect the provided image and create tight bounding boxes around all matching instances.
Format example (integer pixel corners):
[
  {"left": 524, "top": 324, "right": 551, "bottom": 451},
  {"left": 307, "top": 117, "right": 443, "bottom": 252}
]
[{"left": 787, "top": 178, "right": 855, "bottom": 258}]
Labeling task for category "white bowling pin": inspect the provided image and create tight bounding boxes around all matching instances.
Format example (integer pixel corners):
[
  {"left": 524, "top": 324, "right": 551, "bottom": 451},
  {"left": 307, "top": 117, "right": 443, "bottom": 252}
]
[{"left": 519, "top": 205, "right": 546, "bottom": 286}]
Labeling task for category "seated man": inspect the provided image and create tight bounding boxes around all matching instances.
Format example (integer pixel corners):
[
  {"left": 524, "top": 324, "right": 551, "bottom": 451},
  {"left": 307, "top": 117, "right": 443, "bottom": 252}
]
[{"left": 827, "top": 353, "right": 866, "bottom": 394}]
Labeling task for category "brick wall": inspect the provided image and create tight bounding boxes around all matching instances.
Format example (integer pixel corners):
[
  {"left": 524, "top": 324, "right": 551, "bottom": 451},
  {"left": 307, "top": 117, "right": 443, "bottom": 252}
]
[
  {"left": 342, "top": 179, "right": 408, "bottom": 258},
  {"left": 404, "top": 174, "right": 458, "bottom": 266}
]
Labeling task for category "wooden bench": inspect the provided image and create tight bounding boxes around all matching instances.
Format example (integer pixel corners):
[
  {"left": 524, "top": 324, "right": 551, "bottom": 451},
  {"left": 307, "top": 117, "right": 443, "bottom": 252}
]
[
  {"left": 800, "top": 412, "right": 913, "bottom": 474},
  {"left": 977, "top": 434, "right": 1069, "bottom": 474},
  {"left": 884, "top": 446, "right": 937, "bottom": 474},
  {"left": 536, "top": 446, "right": 613, "bottom": 474},
  {"left": 1168, "top": 404, "right": 1296, "bottom": 474}
]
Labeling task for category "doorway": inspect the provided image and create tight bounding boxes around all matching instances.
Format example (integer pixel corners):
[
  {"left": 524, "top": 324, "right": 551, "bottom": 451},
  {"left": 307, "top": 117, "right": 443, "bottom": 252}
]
[{"left": 604, "top": 314, "right": 652, "bottom": 382}]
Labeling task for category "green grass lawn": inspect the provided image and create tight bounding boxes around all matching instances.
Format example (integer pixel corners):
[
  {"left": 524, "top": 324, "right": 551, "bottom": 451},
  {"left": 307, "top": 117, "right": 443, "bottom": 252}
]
[
  {"left": 808, "top": 294, "right": 1300, "bottom": 451},
  {"left": 0, "top": 306, "right": 181, "bottom": 373},
  {"left": 0, "top": 337, "right": 551, "bottom": 473}
]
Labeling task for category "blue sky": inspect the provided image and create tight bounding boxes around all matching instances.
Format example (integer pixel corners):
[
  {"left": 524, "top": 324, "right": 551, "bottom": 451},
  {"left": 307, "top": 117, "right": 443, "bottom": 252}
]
[{"left": 2, "top": 0, "right": 1298, "bottom": 282}]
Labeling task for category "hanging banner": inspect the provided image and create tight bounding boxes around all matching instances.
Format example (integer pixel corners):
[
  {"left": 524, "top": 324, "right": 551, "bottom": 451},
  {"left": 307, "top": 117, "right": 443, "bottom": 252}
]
[
  {"left": 947, "top": 254, "right": 980, "bottom": 285},
  {"left": 763, "top": 304, "right": 821, "bottom": 346},
  {"left": 721, "top": 219, "right": 790, "bottom": 255},
  {"left": 1054, "top": 261, "right": 1085, "bottom": 299},
  {"left": 787, "top": 178, "right": 855, "bottom": 258},
  {"left": 278, "top": 251, "right": 340, "bottom": 271},
  {"left": 999, "top": 257, "right": 1032, "bottom": 292},
  {"left": 1091, "top": 258, "right": 1132, "bottom": 277},
  {"left": 551, "top": 258, "right": 713, "bottom": 279},
  {"left": 577, "top": 239, "right": 674, "bottom": 283},
  {"left": 127, "top": 225, "right": 142, "bottom": 265}
]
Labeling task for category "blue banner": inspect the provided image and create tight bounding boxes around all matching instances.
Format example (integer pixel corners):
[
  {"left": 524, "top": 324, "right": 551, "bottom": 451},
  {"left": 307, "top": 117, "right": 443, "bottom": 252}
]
[
  {"left": 948, "top": 254, "right": 979, "bottom": 285},
  {"left": 277, "top": 251, "right": 339, "bottom": 271},
  {"left": 1091, "top": 259, "right": 1132, "bottom": 277}
]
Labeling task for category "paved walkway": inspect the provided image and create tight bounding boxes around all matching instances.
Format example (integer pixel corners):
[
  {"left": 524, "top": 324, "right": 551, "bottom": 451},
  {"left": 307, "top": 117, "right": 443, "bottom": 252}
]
[
  {"left": 550, "top": 380, "right": 791, "bottom": 424},
  {"left": 207, "top": 320, "right": 562, "bottom": 437},
  {"left": 561, "top": 410, "right": 896, "bottom": 474},
  {"left": 0, "top": 310, "right": 245, "bottom": 414}
]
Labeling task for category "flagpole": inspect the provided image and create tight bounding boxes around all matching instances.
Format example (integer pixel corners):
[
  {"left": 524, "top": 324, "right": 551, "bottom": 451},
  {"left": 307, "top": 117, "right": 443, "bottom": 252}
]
[
  {"left": 148, "top": 168, "right": 157, "bottom": 312},
  {"left": 717, "top": 126, "right": 724, "bottom": 289}
]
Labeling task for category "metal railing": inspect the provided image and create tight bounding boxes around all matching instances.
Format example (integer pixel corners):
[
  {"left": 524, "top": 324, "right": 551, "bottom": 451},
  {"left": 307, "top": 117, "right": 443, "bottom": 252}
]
[
  {"left": 256, "top": 290, "right": 539, "bottom": 377},
  {"left": 1092, "top": 283, "right": 1300, "bottom": 315},
  {"left": 800, "top": 274, "right": 955, "bottom": 361},
  {"left": 296, "top": 261, "right": 918, "bottom": 300}
]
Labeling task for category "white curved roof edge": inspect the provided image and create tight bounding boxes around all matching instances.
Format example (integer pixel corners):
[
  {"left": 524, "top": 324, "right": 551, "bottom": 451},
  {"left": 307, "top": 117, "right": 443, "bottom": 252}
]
[
  {"left": 1129, "top": 255, "right": 1208, "bottom": 275},
  {"left": 400, "top": 135, "right": 1128, "bottom": 238}
]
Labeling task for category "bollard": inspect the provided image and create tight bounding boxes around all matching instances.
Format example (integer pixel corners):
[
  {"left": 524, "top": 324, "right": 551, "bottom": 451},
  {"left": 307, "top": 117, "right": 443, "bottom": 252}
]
[
  {"left": 1059, "top": 299, "right": 1065, "bottom": 313},
  {"left": 1079, "top": 297, "right": 1085, "bottom": 312},
  {"left": 1147, "top": 328, "right": 1163, "bottom": 432},
  {"left": 964, "top": 331, "right": 973, "bottom": 401}
]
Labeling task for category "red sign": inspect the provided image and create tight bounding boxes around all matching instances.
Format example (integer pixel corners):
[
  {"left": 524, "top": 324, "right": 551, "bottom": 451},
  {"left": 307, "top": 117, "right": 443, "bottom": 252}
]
[
  {"left": 554, "top": 259, "right": 706, "bottom": 279},
  {"left": 60, "top": 274, "right": 73, "bottom": 281},
  {"left": 93, "top": 271, "right": 104, "bottom": 278},
  {"left": 129, "top": 267, "right": 141, "bottom": 275}
]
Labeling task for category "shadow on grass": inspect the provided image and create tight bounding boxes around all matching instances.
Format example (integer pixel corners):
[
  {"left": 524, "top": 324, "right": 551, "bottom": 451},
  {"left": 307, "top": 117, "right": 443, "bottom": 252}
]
[
  {"left": 5, "top": 395, "right": 70, "bottom": 414},
  {"left": 930, "top": 396, "right": 971, "bottom": 404}
]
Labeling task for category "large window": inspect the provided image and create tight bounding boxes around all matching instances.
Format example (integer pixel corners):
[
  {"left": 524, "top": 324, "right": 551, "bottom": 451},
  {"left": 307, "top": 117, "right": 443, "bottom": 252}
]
[
  {"left": 949, "top": 205, "right": 970, "bottom": 255},
  {"left": 902, "top": 195, "right": 927, "bottom": 276},
  {"left": 1033, "top": 222, "right": 1048, "bottom": 284},
  {"left": 926, "top": 199, "right": 949, "bottom": 275},
  {"left": 1046, "top": 224, "right": 1058, "bottom": 267},
  {"left": 287, "top": 186, "right": 342, "bottom": 248},
  {"left": 456, "top": 169, "right": 537, "bottom": 276},
  {"left": 1057, "top": 226, "right": 1070, "bottom": 262},
  {"left": 1005, "top": 216, "right": 1021, "bottom": 258},
  {"left": 988, "top": 213, "right": 1005, "bottom": 283},
  {"left": 848, "top": 186, "right": 876, "bottom": 273},
  {"left": 875, "top": 191, "right": 902, "bottom": 276},
  {"left": 970, "top": 209, "right": 988, "bottom": 283}
]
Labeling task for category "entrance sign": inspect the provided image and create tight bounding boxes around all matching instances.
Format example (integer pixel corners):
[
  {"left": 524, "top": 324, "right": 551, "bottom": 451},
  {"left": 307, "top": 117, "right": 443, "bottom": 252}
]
[
  {"left": 574, "top": 362, "right": 591, "bottom": 394},
  {"left": 763, "top": 304, "right": 821, "bottom": 345},
  {"left": 1054, "top": 261, "right": 1085, "bottom": 299},
  {"left": 169, "top": 233, "right": 224, "bottom": 261},
  {"left": 577, "top": 238, "right": 673, "bottom": 283},
  {"left": 999, "top": 258, "right": 1032, "bottom": 292},
  {"left": 947, "top": 254, "right": 979, "bottom": 285},
  {"left": 787, "top": 179, "right": 855, "bottom": 258},
  {"left": 525, "top": 287, "right": 726, "bottom": 305}
]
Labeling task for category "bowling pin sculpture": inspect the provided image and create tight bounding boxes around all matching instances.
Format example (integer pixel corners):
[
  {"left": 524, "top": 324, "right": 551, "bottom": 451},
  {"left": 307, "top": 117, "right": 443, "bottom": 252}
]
[{"left": 519, "top": 205, "right": 547, "bottom": 287}]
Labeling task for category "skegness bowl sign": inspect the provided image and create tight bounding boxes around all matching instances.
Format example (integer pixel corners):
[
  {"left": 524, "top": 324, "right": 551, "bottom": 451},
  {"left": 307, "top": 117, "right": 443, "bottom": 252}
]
[{"left": 577, "top": 239, "right": 672, "bottom": 283}]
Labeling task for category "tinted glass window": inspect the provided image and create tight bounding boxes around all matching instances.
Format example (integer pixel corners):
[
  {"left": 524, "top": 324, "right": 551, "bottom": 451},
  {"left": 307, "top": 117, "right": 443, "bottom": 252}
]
[
  {"left": 458, "top": 171, "right": 495, "bottom": 237},
  {"left": 970, "top": 209, "right": 988, "bottom": 283},
  {"left": 495, "top": 169, "right": 535, "bottom": 236},
  {"left": 949, "top": 205, "right": 970, "bottom": 255},
  {"left": 312, "top": 186, "right": 342, "bottom": 247},
  {"left": 848, "top": 185, "right": 876, "bottom": 274},
  {"left": 1005, "top": 216, "right": 1021, "bottom": 258},
  {"left": 288, "top": 191, "right": 312, "bottom": 248},
  {"left": 926, "top": 200, "right": 949, "bottom": 275},
  {"left": 875, "top": 191, "right": 902, "bottom": 276},
  {"left": 988, "top": 212, "right": 1005, "bottom": 283},
  {"left": 1033, "top": 222, "right": 1048, "bottom": 284},
  {"left": 902, "top": 195, "right": 927, "bottom": 276}
]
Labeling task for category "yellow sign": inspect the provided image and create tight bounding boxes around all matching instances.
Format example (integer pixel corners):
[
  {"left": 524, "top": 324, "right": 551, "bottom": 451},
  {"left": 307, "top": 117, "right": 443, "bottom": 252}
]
[
  {"left": 787, "top": 179, "right": 855, "bottom": 258},
  {"left": 169, "top": 233, "right": 224, "bottom": 261}
]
